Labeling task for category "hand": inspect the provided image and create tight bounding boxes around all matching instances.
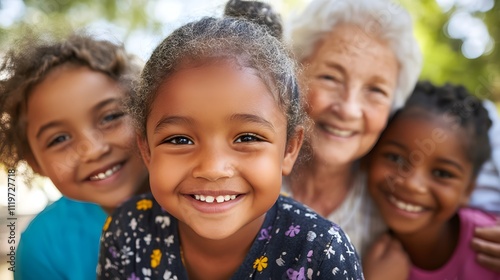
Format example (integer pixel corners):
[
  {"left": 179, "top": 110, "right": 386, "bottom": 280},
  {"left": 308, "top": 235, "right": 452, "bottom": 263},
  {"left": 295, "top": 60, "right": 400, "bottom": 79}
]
[
  {"left": 363, "top": 233, "right": 410, "bottom": 280},
  {"left": 472, "top": 222, "right": 500, "bottom": 272}
]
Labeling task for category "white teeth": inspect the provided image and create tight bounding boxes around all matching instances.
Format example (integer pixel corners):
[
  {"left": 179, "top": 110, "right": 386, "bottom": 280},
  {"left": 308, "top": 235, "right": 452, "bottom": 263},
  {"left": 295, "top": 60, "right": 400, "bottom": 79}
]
[
  {"left": 389, "top": 195, "right": 424, "bottom": 213},
  {"left": 89, "top": 164, "right": 122, "bottom": 181},
  {"left": 324, "top": 126, "right": 354, "bottom": 137},
  {"left": 193, "top": 194, "right": 238, "bottom": 203}
]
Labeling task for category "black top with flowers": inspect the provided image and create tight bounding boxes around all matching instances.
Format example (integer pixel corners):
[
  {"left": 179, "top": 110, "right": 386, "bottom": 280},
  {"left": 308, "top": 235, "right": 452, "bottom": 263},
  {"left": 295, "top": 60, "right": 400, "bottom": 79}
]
[{"left": 98, "top": 193, "right": 364, "bottom": 280}]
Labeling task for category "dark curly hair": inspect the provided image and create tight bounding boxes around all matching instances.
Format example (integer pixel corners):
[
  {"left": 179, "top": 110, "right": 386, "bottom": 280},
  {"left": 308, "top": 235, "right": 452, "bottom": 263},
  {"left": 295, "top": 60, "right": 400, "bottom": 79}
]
[
  {"left": 0, "top": 33, "right": 142, "bottom": 171},
  {"left": 394, "top": 81, "right": 492, "bottom": 177},
  {"left": 129, "top": 16, "right": 307, "bottom": 145},
  {"left": 224, "top": 0, "right": 283, "bottom": 40}
]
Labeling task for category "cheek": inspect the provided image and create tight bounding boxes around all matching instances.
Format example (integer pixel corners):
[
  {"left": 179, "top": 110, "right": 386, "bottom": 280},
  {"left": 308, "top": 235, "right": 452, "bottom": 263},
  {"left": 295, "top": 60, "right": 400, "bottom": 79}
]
[
  {"left": 148, "top": 155, "right": 181, "bottom": 193},
  {"left": 306, "top": 87, "right": 331, "bottom": 117}
]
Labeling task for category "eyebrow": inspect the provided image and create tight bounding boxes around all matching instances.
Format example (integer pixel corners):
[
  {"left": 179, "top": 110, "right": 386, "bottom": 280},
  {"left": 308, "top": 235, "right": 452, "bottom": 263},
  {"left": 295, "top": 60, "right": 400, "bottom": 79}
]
[
  {"left": 384, "top": 140, "right": 465, "bottom": 172},
  {"left": 154, "top": 116, "right": 194, "bottom": 135},
  {"left": 229, "top": 113, "right": 276, "bottom": 132},
  {"left": 324, "top": 61, "right": 346, "bottom": 75},
  {"left": 435, "top": 158, "right": 465, "bottom": 173},
  {"left": 36, "top": 98, "right": 120, "bottom": 139},
  {"left": 153, "top": 113, "right": 276, "bottom": 135},
  {"left": 382, "top": 140, "right": 407, "bottom": 151}
]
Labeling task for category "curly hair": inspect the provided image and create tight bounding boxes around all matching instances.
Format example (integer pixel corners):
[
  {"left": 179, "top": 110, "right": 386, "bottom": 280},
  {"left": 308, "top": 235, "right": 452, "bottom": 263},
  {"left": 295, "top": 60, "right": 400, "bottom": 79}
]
[
  {"left": 287, "top": 0, "right": 422, "bottom": 110},
  {"left": 396, "top": 81, "right": 492, "bottom": 177},
  {"left": 224, "top": 0, "right": 283, "bottom": 40},
  {"left": 0, "top": 33, "right": 142, "bottom": 170},
  {"left": 129, "top": 16, "right": 307, "bottom": 144}
]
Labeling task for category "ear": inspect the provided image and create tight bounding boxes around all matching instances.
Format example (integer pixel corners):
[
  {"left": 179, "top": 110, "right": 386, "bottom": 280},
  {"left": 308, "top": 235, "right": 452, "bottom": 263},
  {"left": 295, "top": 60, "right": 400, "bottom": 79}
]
[
  {"left": 282, "top": 127, "right": 304, "bottom": 176},
  {"left": 136, "top": 135, "right": 151, "bottom": 169},
  {"left": 459, "top": 179, "right": 476, "bottom": 207},
  {"left": 25, "top": 153, "right": 46, "bottom": 176}
]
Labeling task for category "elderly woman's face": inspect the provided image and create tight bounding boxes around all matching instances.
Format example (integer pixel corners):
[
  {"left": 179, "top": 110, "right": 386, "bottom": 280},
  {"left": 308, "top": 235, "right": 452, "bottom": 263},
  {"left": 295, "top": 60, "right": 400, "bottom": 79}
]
[{"left": 302, "top": 24, "right": 399, "bottom": 166}]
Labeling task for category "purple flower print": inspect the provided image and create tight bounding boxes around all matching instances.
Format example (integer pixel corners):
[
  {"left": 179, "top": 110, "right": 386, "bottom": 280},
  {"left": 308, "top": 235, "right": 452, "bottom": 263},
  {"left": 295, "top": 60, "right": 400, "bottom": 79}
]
[
  {"left": 286, "top": 267, "right": 306, "bottom": 280},
  {"left": 258, "top": 226, "right": 272, "bottom": 241},
  {"left": 285, "top": 224, "right": 301, "bottom": 237},
  {"left": 306, "top": 250, "right": 313, "bottom": 262},
  {"left": 109, "top": 247, "right": 118, "bottom": 258},
  {"left": 127, "top": 273, "right": 140, "bottom": 280}
]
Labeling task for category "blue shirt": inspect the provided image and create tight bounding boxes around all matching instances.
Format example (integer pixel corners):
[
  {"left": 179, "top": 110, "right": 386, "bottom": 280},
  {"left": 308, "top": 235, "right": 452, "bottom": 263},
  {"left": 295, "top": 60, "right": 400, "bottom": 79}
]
[{"left": 15, "top": 196, "right": 107, "bottom": 280}]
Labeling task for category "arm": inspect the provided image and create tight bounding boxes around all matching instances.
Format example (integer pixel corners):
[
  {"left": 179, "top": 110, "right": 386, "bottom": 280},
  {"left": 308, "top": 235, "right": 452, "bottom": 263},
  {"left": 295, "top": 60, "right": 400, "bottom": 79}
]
[
  {"left": 97, "top": 217, "right": 124, "bottom": 280},
  {"left": 363, "top": 233, "right": 410, "bottom": 280},
  {"left": 472, "top": 221, "right": 500, "bottom": 272},
  {"left": 14, "top": 232, "right": 64, "bottom": 280}
]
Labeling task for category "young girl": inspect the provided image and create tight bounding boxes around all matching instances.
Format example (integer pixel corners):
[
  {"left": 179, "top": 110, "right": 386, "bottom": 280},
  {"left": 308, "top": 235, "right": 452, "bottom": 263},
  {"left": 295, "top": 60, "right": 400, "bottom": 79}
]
[
  {"left": 0, "top": 34, "right": 149, "bottom": 279},
  {"left": 98, "top": 15, "right": 363, "bottom": 280},
  {"left": 367, "top": 81, "right": 500, "bottom": 279}
]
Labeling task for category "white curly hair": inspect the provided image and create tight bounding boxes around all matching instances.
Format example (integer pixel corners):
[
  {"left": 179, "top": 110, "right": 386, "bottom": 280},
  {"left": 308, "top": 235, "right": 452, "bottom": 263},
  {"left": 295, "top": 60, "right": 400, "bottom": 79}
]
[{"left": 286, "top": 0, "right": 422, "bottom": 110}]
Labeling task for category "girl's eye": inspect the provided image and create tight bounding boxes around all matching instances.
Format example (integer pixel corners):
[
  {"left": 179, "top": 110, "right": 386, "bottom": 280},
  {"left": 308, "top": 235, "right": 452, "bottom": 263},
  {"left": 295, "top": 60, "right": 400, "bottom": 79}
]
[
  {"left": 385, "top": 153, "right": 405, "bottom": 165},
  {"left": 164, "top": 136, "right": 193, "bottom": 145},
  {"left": 432, "top": 169, "right": 454, "bottom": 179},
  {"left": 101, "top": 112, "right": 125, "bottom": 124},
  {"left": 235, "top": 134, "right": 262, "bottom": 143},
  {"left": 47, "top": 134, "right": 70, "bottom": 147}
]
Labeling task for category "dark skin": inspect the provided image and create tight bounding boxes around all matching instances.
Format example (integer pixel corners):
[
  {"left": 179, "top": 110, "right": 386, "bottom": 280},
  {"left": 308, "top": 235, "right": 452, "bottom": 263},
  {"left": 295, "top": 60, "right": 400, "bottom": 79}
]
[{"left": 395, "top": 214, "right": 460, "bottom": 270}]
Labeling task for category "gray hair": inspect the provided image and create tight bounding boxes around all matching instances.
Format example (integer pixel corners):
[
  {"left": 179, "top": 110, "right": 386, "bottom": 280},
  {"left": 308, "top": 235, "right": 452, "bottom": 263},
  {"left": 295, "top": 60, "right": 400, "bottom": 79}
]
[{"left": 286, "top": 0, "right": 422, "bottom": 110}]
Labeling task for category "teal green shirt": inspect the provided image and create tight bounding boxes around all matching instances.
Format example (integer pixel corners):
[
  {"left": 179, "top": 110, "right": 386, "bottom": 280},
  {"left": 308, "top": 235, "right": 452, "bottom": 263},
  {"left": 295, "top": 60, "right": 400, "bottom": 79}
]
[{"left": 15, "top": 196, "right": 107, "bottom": 280}]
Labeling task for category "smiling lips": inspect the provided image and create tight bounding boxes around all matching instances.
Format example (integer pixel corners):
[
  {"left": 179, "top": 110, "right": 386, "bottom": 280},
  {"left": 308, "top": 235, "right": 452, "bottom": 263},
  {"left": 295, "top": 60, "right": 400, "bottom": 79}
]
[
  {"left": 89, "top": 163, "right": 122, "bottom": 181},
  {"left": 321, "top": 124, "right": 355, "bottom": 137},
  {"left": 388, "top": 195, "right": 424, "bottom": 213},
  {"left": 193, "top": 194, "right": 238, "bottom": 203}
]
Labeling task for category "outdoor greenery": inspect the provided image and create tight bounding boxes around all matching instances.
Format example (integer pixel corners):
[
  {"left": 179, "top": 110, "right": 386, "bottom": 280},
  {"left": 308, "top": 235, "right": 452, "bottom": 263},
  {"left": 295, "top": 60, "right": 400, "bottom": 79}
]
[{"left": 0, "top": 0, "right": 499, "bottom": 103}]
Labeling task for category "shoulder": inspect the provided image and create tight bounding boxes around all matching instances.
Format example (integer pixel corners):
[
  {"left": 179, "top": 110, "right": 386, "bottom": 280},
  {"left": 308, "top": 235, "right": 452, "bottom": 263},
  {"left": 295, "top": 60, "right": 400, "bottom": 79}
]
[
  {"left": 22, "top": 196, "right": 106, "bottom": 237},
  {"left": 104, "top": 192, "right": 170, "bottom": 233},
  {"left": 459, "top": 207, "right": 497, "bottom": 228},
  {"left": 270, "top": 196, "right": 363, "bottom": 278}
]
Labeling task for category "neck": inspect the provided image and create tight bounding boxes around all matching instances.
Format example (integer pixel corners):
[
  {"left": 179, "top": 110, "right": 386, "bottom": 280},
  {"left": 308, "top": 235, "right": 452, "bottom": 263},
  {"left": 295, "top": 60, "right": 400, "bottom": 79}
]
[
  {"left": 395, "top": 215, "right": 460, "bottom": 270},
  {"left": 178, "top": 214, "right": 265, "bottom": 280},
  {"left": 101, "top": 177, "right": 150, "bottom": 215},
  {"left": 288, "top": 158, "right": 355, "bottom": 217}
]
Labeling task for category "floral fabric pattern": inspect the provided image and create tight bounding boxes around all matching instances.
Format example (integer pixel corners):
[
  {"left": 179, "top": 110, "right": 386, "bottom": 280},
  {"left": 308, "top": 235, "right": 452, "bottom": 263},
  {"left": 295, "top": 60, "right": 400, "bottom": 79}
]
[{"left": 98, "top": 193, "right": 364, "bottom": 279}]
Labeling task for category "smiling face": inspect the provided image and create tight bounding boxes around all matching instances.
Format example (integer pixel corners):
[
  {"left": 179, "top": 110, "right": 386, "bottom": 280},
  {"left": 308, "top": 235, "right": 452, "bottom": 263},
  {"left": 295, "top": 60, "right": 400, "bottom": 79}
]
[
  {"left": 367, "top": 113, "right": 474, "bottom": 236},
  {"left": 139, "top": 61, "right": 301, "bottom": 241},
  {"left": 26, "top": 65, "right": 148, "bottom": 210},
  {"left": 302, "top": 24, "right": 399, "bottom": 165}
]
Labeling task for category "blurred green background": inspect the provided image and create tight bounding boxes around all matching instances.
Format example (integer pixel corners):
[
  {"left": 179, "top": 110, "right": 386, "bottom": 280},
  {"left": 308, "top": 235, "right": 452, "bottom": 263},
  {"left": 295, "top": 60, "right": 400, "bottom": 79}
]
[{"left": 0, "top": 0, "right": 499, "bottom": 105}]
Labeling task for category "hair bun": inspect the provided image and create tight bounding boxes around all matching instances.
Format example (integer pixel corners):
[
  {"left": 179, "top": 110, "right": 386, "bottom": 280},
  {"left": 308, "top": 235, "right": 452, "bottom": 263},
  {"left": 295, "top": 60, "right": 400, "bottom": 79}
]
[{"left": 224, "top": 0, "right": 283, "bottom": 40}]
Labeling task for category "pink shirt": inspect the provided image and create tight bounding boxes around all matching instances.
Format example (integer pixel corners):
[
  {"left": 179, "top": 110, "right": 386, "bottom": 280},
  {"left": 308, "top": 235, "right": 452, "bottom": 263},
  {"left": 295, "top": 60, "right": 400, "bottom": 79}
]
[{"left": 410, "top": 207, "right": 500, "bottom": 280}]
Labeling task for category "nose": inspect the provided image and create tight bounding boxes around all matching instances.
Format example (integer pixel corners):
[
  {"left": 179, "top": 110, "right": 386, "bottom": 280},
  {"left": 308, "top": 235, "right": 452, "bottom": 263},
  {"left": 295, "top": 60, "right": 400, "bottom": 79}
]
[
  {"left": 330, "top": 87, "right": 363, "bottom": 120},
  {"left": 78, "top": 130, "right": 111, "bottom": 163},
  {"left": 399, "top": 168, "right": 428, "bottom": 195},
  {"left": 192, "top": 144, "right": 234, "bottom": 182}
]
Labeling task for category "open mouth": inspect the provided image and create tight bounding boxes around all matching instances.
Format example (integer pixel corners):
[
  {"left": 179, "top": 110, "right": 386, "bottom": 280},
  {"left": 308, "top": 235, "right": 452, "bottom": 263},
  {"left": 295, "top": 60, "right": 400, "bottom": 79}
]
[
  {"left": 191, "top": 194, "right": 239, "bottom": 204},
  {"left": 388, "top": 195, "right": 424, "bottom": 213},
  {"left": 89, "top": 163, "right": 123, "bottom": 181}
]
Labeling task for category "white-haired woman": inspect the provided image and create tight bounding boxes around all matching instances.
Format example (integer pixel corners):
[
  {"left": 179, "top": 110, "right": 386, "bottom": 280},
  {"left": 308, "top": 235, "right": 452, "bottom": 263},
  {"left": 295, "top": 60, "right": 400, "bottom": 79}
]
[{"left": 284, "top": 0, "right": 500, "bottom": 277}]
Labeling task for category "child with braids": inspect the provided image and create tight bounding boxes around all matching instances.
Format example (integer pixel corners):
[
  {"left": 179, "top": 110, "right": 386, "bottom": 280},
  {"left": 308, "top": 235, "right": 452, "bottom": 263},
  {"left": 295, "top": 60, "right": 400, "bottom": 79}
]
[
  {"left": 366, "top": 81, "right": 500, "bottom": 279},
  {"left": 98, "top": 14, "right": 363, "bottom": 280},
  {"left": 0, "top": 34, "right": 149, "bottom": 279}
]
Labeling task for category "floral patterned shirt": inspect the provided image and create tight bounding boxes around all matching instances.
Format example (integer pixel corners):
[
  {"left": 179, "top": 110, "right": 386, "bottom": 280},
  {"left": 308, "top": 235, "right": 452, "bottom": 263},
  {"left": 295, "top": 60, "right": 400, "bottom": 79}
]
[{"left": 98, "top": 193, "right": 364, "bottom": 280}]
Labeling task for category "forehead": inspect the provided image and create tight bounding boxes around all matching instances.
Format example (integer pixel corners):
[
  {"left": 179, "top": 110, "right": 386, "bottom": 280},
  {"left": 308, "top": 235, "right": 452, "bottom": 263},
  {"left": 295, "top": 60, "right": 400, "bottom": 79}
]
[
  {"left": 312, "top": 23, "right": 399, "bottom": 71},
  {"left": 26, "top": 67, "right": 123, "bottom": 122},
  {"left": 148, "top": 61, "right": 285, "bottom": 126},
  {"left": 381, "top": 113, "right": 470, "bottom": 161}
]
